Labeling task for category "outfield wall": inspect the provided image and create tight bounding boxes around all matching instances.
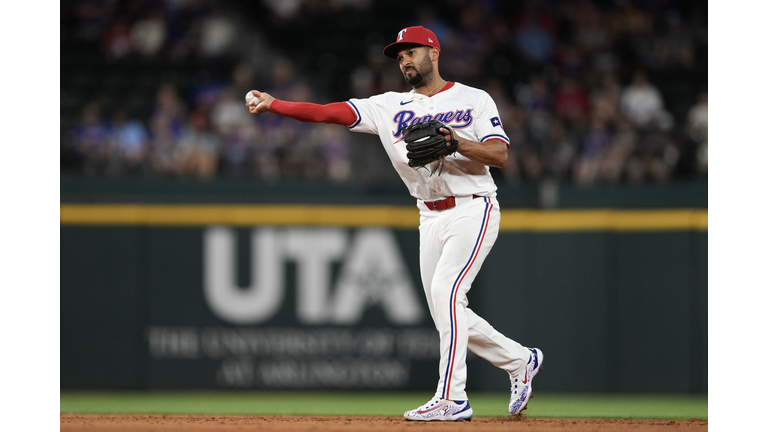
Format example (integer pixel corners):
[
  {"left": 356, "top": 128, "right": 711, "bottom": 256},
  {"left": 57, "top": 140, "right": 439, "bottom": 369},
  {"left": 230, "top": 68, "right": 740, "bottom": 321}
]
[{"left": 60, "top": 204, "right": 707, "bottom": 393}]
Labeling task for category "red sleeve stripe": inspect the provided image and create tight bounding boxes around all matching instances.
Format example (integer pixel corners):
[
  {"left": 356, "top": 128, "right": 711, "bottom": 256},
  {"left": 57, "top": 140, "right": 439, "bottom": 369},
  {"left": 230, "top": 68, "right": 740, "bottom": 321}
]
[
  {"left": 346, "top": 101, "right": 362, "bottom": 128},
  {"left": 481, "top": 134, "right": 510, "bottom": 148}
]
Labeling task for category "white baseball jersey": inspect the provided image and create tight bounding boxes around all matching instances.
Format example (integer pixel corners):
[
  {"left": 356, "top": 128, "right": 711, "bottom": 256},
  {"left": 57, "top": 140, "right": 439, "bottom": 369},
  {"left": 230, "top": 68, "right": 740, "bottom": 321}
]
[
  {"left": 345, "top": 82, "right": 510, "bottom": 202},
  {"left": 343, "top": 82, "right": 531, "bottom": 403}
]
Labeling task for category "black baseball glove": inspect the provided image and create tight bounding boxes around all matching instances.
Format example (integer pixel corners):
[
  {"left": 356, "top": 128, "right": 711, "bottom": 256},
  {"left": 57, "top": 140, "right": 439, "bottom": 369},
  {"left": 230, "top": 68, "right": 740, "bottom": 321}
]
[{"left": 402, "top": 120, "right": 459, "bottom": 175}]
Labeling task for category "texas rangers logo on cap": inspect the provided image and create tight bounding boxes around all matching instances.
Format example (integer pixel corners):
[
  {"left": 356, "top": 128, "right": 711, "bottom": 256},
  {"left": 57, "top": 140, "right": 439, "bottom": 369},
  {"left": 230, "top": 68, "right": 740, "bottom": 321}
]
[{"left": 383, "top": 26, "right": 441, "bottom": 59}]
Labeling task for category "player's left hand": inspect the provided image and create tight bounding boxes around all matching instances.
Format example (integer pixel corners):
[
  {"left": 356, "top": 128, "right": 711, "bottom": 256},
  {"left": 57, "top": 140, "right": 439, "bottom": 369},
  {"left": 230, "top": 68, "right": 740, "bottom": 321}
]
[{"left": 438, "top": 126, "right": 459, "bottom": 149}]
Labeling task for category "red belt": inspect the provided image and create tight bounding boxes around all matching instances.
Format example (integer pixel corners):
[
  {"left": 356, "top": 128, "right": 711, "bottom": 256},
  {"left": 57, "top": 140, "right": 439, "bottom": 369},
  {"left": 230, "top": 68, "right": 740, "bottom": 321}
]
[{"left": 424, "top": 195, "right": 482, "bottom": 211}]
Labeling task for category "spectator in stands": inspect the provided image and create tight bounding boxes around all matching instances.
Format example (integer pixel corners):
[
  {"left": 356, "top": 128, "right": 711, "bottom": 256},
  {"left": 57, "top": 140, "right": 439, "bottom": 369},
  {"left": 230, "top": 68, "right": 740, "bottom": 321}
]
[
  {"left": 177, "top": 110, "right": 221, "bottom": 179},
  {"left": 553, "top": 44, "right": 587, "bottom": 79},
  {"left": 210, "top": 89, "right": 249, "bottom": 136},
  {"left": 570, "top": 0, "right": 608, "bottom": 52},
  {"left": 72, "top": 102, "right": 111, "bottom": 174},
  {"left": 262, "top": 0, "right": 304, "bottom": 22},
  {"left": 229, "top": 62, "right": 257, "bottom": 100},
  {"left": 606, "top": 0, "right": 652, "bottom": 36},
  {"left": 601, "top": 117, "right": 636, "bottom": 183},
  {"left": 147, "top": 85, "right": 186, "bottom": 176},
  {"left": 553, "top": 76, "right": 590, "bottom": 125},
  {"left": 220, "top": 117, "right": 259, "bottom": 176},
  {"left": 270, "top": 83, "right": 319, "bottom": 179},
  {"left": 542, "top": 118, "right": 577, "bottom": 182},
  {"left": 589, "top": 72, "right": 622, "bottom": 124},
  {"left": 574, "top": 118, "right": 612, "bottom": 185},
  {"left": 109, "top": 109, "right": 149, "bottom": 175},
  {"left": 619, "top": 71, "right": 672, "bottom": 130},
  {"left": 198, "top": 5, "right": 236, "bottom": 58},
  {"left": 150, "top": 84, "right": 187, "bottom": 136},
  {"left": 646, "top": 132, "right": 680, "bottom": 183},
  {"left": 267, "top": 57, "right": 303, "bottom": 100},
  {"left": 625, "top": 131, "right": 680, "bottom": 184},
  {"left": 251, "top": 122, "right": 281, "bottom": 182},
  {"left": 313, "top": 124, "right": 351, "bottom": 182},
  {"left": 131, "top": 8, "right": 166, "bottom": 57},
  {"left": 515, "top": 74, "right": 553, "bottom": 154},
  {"left": 164, "top": 3, "right": 197, "bottom": 59},
  {"left": 649, "top": 10, "right": 696, "bottom": 71},
  {"left": 516, "top": 73, "right": 552, "bottom": 112},
  {"left": 101, "top": 15, "right": 133, "bottom": 58},
  {"left": 148, "top": 113, "right": 183, "bottom": 176},
  {"left": 189, "top": 68, "right": 228, "bottom": 112},
  {"left": 512, "top": 2, "right": 556, "bottom": 64},
  {"left": 686, "top": 89, "right": 708, "bottom": 177}
]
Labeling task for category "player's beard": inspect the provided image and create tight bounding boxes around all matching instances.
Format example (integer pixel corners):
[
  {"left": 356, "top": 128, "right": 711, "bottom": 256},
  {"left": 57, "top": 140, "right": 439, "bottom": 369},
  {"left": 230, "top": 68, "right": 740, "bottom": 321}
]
[{"left": 404, "top": 55, "right": 434, "bottom": 88}]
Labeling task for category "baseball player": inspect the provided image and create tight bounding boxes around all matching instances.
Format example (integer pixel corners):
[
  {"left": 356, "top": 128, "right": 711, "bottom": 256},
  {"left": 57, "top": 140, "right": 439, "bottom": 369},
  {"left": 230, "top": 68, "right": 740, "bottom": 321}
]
[{"left": 246, "top": 26, "right": 543, "bottom": 422}]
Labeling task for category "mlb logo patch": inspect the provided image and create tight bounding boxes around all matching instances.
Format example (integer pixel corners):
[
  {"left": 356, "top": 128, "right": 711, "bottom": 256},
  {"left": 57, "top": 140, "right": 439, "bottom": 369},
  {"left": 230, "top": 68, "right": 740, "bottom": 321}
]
[{"left": 491, "top": 117, "right": 502, "bottom": 127}]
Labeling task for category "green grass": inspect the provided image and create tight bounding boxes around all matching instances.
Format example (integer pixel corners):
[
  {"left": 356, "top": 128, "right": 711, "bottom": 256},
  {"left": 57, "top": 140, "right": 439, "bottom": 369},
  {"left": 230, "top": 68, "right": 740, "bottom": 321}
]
[{"left": 60, "top": 391, "right": 707, "bottom": 420}]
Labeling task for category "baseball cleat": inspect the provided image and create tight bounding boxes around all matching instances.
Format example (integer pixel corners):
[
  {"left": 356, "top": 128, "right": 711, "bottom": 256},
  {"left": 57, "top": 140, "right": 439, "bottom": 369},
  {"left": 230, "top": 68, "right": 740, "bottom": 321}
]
[
  {"left": 508, "top": 347, "right": 544, "bottom": 415},
  {"left": 404, "top": 397, "right": 473, "bottom": 421}
]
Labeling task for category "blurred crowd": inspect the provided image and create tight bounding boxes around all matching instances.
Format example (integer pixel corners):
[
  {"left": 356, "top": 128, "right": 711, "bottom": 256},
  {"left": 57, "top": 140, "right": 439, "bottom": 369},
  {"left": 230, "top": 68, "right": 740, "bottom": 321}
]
[
  {"left": 70, "top": 58, "right": 352, "bottom": 181},
  {"left": 64, "top": 0, "right": 707, "bottom": 185},
  {"left": 66, "top": 0, "right": 352, "bottom": 181},
  {"left": 71, "top": 0, "right": 237, "bottom": 59}
]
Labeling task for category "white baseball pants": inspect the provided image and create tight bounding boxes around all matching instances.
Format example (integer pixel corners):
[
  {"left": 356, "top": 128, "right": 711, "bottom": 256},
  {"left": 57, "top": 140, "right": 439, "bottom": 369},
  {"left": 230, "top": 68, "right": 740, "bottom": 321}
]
[{"left": 418, "top": 196, "right": 530, "bottom": 401}]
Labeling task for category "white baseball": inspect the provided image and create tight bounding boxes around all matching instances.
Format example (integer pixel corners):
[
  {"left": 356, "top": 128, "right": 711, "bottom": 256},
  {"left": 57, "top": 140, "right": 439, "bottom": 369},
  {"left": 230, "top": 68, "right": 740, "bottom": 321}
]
[{"left": 245, "top": 91, "right": 258, "bottom": 105}]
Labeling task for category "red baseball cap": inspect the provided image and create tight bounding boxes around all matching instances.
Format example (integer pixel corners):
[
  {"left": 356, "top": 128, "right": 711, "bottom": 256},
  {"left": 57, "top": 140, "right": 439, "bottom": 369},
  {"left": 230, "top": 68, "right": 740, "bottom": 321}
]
[{"left": 383, "top": 26, "right": 441, "bottom": 59}]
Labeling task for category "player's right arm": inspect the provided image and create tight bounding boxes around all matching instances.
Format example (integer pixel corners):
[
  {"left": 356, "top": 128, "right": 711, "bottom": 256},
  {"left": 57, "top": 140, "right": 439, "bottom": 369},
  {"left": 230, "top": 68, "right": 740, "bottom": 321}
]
[{"left": 246, "top": 90, "right": 357, "bottom": 127}]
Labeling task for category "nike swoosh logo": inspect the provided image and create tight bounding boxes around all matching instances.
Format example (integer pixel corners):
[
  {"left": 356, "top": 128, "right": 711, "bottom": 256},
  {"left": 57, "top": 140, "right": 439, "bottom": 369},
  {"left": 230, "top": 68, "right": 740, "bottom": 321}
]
[
  {"left": 522, "top": 369, "right": 529, "bottom": 384},
  {"left": 400, "top": 100, "right": 413, "bottom": 105},
  {"left": 417, "top": 402, "right": 447, "bottom": 414}
]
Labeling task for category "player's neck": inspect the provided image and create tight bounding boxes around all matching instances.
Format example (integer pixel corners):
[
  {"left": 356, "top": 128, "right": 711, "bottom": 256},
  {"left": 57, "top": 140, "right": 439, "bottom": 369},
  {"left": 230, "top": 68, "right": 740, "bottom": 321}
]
[{"left": 414, "top": 76, "right": 446, "bottom": 96}]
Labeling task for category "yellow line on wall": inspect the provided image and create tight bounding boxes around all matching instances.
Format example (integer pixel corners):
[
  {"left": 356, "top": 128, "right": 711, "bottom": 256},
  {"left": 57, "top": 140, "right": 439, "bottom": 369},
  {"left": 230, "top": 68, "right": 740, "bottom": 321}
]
[
  {"left": 60, "top": 204, "right": 707, "bottom": 231},
  {"left": 498, "top": 209, "right": 708, "bottom": 231},
  {"left": 59, "top": 204, "right": 421, "bottom": 228}
]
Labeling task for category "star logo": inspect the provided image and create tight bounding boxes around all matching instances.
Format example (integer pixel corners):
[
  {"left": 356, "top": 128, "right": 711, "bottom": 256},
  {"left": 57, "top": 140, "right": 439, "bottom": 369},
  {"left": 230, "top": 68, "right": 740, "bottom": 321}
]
[{"left": 491, "top": 117, "right": 501, "bottom": 127}]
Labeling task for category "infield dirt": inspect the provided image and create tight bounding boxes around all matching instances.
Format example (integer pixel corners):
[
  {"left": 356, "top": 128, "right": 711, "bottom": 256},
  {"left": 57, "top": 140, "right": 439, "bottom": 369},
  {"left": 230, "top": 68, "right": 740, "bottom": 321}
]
[{"left": 60, "top": 414, "right": 708, "bottom": 431}]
